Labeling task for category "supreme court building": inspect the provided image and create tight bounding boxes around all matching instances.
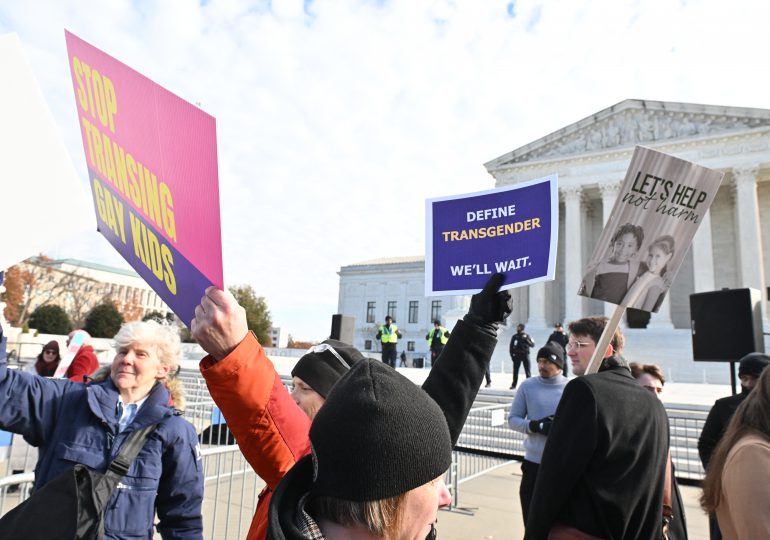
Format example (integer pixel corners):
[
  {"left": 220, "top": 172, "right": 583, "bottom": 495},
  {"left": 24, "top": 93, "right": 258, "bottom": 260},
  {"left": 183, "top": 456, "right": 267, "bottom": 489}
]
[
  {"left": 338, "top": 100, "right": 770, "bottom": 373},
  {"left": 485, "top": 99, "right": 770, "bottom": 331}
]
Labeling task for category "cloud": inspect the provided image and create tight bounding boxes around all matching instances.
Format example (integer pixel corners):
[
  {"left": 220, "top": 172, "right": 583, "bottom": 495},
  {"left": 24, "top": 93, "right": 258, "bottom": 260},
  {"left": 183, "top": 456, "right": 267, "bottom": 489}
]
[{"left": 2, "top": 0, "right": 769, "bottom": 339}]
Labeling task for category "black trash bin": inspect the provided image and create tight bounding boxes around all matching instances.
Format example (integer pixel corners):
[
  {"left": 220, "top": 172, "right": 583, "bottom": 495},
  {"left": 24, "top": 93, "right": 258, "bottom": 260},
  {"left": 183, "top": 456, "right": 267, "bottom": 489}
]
[{"left": 412, "top": 357, "right": 424, "bottom": 368}]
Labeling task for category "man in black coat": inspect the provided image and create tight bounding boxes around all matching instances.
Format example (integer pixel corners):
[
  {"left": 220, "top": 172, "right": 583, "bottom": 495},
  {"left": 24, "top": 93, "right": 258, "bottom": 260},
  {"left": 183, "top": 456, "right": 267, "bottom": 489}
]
[
  {"left": 525, "top": 316, "right": 669, "bottom": 540},
  {"left": 510, "top": 323, "right": 535, "bottom": 389}
]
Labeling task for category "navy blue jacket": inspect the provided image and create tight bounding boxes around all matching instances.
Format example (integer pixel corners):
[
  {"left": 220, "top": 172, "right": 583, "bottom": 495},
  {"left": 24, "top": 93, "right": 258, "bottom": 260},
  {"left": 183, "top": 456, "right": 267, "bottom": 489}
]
[{"left": 0, "top": 360, "right": 203, "bottom": 539}]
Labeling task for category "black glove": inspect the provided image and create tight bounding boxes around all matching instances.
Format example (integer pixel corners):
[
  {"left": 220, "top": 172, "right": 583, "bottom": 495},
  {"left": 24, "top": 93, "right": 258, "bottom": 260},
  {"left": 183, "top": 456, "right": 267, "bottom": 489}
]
[
  {"left": 464, "top": 273, "right": 512, "bottom": 335},
  {"left": 529, "top": 415, "right": 554, "bottom": 435}
]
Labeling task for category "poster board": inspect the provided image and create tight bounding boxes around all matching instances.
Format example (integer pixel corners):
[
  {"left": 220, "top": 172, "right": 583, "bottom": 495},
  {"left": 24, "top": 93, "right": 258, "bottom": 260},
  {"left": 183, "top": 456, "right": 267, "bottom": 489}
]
[
  {"left": 425, "top": 175, "right": 558, "bottom": 295},
  {"left": 65, "top": 31, "right": 223, "bottom": 326},
  {"left": 579, "top": 146, "right": 724, "bottom": 312}
]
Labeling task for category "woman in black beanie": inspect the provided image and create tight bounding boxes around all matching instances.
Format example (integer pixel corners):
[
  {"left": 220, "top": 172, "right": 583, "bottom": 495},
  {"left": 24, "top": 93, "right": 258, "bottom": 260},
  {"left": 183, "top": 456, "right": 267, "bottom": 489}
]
[{"left": 267, "top": 274, "right": 511, "bottom": 540}]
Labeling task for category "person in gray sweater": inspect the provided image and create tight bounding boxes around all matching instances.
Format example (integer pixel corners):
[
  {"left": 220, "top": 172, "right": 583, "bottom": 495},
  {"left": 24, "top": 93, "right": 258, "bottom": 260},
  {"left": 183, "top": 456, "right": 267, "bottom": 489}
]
[{"left": 507, "top": 341, "right": 568, "bottom": 523}]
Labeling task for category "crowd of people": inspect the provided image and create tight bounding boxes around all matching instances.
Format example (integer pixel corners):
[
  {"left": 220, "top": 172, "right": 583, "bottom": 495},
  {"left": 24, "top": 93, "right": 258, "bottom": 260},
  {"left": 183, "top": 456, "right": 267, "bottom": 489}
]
[{"left": 0, "top": 271, "right": 769, "bottom": 539}]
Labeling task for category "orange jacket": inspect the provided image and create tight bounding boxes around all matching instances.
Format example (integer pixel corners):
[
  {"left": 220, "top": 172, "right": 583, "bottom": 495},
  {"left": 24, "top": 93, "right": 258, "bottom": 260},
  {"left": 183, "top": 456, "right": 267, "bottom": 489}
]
[{"left": 200, "top": 333, "right": 311, "bottom": 540}]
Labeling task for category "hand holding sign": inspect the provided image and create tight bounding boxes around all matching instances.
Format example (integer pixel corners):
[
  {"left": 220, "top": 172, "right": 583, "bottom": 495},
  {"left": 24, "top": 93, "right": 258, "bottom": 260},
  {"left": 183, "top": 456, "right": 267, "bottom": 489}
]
[{"left": 191, "top": 287, "right": 249, "bottom": 362}]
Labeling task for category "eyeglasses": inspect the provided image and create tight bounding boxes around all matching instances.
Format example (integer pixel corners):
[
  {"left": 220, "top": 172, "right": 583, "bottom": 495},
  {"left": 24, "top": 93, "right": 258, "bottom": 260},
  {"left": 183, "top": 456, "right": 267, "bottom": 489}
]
[
  {"left": 306, "top": 343, "right": 350, "bottom": 369},
  {"left": 566, "top": 340, "right": 592, "bottom": 351}
]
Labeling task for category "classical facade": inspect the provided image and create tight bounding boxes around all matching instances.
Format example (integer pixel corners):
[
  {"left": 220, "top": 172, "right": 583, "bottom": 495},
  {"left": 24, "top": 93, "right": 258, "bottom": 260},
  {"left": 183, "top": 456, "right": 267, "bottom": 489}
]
[
  {"left": 337, "top": 256, "right": 471, "bottom": 362},
  {"left": 485, "top": 99, "right": 770, "bottom": 330},
  {"left": 9, "top": 257, "right": 170, "bottom": 327},
  {"left": 337, "top": 100, "right": 770, "bottom": 380}
]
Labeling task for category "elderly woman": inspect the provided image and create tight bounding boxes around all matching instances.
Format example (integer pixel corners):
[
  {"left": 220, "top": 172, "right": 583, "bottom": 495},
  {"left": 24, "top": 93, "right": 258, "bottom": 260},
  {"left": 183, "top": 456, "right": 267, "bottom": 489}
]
[{"left": 0, "top": 320, "right": 203, "bottom": 539}]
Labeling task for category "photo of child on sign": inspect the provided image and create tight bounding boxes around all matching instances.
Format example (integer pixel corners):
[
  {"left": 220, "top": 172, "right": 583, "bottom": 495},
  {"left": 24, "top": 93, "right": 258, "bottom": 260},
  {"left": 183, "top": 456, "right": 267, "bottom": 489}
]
[
  {"left": 579, "top": 223, "right": 647, "bottom": 305},
  {"left": 578, "top": 145, "right": 724, "bottom": 313}
]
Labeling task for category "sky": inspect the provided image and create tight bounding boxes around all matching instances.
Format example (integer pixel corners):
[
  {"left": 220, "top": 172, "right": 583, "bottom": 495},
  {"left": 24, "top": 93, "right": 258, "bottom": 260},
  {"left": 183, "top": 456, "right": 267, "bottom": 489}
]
[{"left": 2, "top": 0, "right": 770, "bottom": 341}]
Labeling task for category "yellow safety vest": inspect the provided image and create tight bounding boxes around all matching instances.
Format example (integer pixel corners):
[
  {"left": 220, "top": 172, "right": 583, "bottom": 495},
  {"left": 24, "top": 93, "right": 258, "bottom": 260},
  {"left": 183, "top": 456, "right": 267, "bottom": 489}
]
[
  {"left": 427, "top": 327, "right": 449, "bottom": 346},
  {"left": 379, "top": 324, "right": 399, "bottom": 343}
]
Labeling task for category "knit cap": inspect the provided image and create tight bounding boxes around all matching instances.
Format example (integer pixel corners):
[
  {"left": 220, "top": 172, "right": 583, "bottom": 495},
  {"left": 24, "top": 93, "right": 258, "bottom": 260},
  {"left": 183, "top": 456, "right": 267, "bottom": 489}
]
[
  {"left": 536, "top": 341, "right": 564, "bottom": 369},
  {"left": 738, "top": 352, "right": 770, "bottom": 378},
  {"left": 291, "top": 339, "right": 365, "bottom": 398},
  {"left": 309, "top": 359, "right": 452, "bottom": 501}
]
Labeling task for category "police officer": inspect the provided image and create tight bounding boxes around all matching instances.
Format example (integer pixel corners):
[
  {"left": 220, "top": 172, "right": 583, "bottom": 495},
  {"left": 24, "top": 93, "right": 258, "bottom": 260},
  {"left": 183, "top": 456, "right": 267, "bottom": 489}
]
[
  {"left": 376, "top": 315, "right": 402, "bottom": 368},
  {"left": 426, "top": 320, "right": 450, "bottom": 365}
]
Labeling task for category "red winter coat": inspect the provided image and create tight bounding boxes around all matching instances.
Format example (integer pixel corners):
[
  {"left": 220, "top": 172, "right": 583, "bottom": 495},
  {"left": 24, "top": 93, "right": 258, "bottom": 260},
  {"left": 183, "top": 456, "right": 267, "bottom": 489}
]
[
  {"left": 200, "top": 333, "right": 311, "bottom": 540},
  {"left": 65, "top": 345, "right": 99, "bottom": 382}
]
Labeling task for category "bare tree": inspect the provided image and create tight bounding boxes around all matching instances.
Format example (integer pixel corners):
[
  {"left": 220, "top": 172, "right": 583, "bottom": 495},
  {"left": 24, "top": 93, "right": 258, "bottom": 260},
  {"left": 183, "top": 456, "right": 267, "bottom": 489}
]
[{"left": 12, "top": 256, "right": 90, "bottom": 327}]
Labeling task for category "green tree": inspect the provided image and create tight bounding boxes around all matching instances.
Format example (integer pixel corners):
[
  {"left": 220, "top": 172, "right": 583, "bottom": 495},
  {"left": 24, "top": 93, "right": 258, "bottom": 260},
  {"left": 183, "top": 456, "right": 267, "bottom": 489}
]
[
  {"left": 28, "top": 304, "right": 72, "bottom": 335},
  {"left": 84, "top": 301, "right": 124, "bottom": 338},
  {"left": 229, "top": 285, "right": 272, "bottom": 345}
]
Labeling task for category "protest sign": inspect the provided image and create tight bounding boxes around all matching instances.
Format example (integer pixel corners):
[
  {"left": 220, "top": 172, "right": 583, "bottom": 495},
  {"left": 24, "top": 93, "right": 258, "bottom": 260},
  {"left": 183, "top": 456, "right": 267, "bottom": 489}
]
[
  {"left": 0, "top": 33, "right": 92, "bottom": 272},
  {"left": 53, "top": 329, "right": 87, "bottom": 379},
  {"left": 578, "top": 146, "right": 724, "bottom": 312},
  {"left": 425, "top": 175, "right": 558, "bottom": 295},
  {"left": 65, "top": 31, "right": 223, "bottom": 326}
]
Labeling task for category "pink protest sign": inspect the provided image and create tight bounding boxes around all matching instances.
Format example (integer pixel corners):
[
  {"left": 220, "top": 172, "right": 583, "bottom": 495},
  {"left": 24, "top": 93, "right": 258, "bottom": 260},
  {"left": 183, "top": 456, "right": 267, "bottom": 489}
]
[{"left": 65, "top": 30, "right": 223, "bottom": 326}]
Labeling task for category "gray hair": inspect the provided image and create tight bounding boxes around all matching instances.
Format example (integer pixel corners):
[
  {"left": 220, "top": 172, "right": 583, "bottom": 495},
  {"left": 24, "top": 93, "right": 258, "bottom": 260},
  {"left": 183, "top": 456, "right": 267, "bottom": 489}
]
[{"left": 113, "top": 320, "right": 182, "bottom": 372}]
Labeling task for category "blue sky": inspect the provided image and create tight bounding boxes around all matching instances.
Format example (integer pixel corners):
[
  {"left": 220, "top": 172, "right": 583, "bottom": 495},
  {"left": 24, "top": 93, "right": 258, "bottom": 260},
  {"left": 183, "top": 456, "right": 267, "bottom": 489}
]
[{"left": 2, "top": 0, "right": 769, "bottom": 340}]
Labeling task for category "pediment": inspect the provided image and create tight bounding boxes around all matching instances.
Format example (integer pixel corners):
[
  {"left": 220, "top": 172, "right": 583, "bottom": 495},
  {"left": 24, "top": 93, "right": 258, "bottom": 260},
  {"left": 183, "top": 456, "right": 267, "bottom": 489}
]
[{"left": 485, "top": 99, "right": 770, "bottom": 170}]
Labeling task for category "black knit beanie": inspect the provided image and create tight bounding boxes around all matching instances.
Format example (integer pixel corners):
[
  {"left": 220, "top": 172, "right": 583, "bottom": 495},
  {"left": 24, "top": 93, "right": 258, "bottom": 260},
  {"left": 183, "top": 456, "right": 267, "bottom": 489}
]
[
  {"left": 536, "top": 341, "right": 564, "bottom": 369},
  {"left": 291, "top": 340, "right": 364, "bottom": 398},
  {"left": 309, "top": 359, "right": 452, "bottom": 501},
  {"left": 738, "top": 352, "right": 770, "bottom": 378}
]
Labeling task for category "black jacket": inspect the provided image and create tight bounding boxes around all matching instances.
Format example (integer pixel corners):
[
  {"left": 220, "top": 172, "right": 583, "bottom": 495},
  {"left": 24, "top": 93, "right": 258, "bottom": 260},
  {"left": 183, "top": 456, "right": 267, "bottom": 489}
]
[
  {"left": 525, "top": 366, "right": 669, "bottom": 540},
  {"left": 510, "top": 331, "right": 534, "bottom": 358},
  {"left": 698, "top": 391, "right": 748, "bottom": 468},
  {"left": 267, "top": 319, "right": 496, "bottom": 539}
]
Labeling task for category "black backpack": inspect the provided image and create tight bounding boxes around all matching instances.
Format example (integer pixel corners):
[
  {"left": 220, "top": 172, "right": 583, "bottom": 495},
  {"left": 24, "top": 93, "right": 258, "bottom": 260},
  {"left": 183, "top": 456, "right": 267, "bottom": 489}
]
[{"left": 0, "top": 424, "right": 157, "bottom": 540}]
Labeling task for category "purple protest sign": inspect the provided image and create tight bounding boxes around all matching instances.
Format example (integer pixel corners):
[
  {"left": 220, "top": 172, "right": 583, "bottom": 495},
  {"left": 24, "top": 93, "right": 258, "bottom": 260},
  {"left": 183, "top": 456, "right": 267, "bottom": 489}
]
[
  {"left": 65, "top": 31, "right": 223, "bottom": 327},
  {"left": 426, "top": 175, "right": 558, "bottom": 295}
]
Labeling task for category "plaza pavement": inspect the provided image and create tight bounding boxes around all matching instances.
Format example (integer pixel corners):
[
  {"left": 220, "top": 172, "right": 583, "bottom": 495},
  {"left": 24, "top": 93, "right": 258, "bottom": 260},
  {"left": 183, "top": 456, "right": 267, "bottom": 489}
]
[{"left": 436, "top": 461, "right": 710, "bottom": 540}]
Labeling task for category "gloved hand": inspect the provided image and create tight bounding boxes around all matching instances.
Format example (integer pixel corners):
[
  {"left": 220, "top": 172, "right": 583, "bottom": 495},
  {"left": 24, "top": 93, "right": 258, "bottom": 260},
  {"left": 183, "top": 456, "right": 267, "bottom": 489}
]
[
  {"left": 464, "top": 273, "right": 512, "bottom": 335},
  {"left": 529, "top": 415, "right": 555, "bottom": 435}
]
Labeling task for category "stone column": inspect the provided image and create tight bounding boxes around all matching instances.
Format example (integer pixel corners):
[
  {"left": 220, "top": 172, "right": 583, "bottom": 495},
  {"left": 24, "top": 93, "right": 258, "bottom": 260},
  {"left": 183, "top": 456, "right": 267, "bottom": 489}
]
[
  {"left": 527, "top": 281, "right": 548, "bottom": 328},
  {"left": 691, "top": 208, "right": 716, "bottom": 292},
  {"left": 562, "top": 186, "right": 583, "bottom": 323},
  {"left": 599, "top": 181, "right": 621, "bottom": 318},
  {"left": 647, "top": 292, "right": 674, "bottom": 328},
  {"left": 732, "top": 166, "right": 767, "bottom": 324},
  {"left": 443, "top": 295, "right": 469, "bottom": 330}
]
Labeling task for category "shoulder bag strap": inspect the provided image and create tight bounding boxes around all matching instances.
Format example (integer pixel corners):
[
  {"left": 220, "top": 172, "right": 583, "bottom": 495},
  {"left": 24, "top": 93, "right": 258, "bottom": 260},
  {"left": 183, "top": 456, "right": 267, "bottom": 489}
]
[{"left": 105, "top": 424, "right": 159, "bottom": 480}]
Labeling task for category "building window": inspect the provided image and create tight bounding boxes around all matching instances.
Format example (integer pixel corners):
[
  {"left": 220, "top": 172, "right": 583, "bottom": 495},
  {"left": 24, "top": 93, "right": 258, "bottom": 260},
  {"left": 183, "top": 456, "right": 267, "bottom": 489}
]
[
  {"left": 387, "top": 301, "right": 397, "bottom": 320},
  {"left": 407, "top": 341, "right": 415, "bottom": 352},
  {"left": 431, "top": 300, "right": 442, "bottom": 322},
  {"left": 408, "top": 301, "right": 418, "bottom": 324},
  {"left": 364, "top": 340, "right": 372, "bottom": 350},
  {"left": 366, "top": 302, "right": 376, "bottom": 323}
]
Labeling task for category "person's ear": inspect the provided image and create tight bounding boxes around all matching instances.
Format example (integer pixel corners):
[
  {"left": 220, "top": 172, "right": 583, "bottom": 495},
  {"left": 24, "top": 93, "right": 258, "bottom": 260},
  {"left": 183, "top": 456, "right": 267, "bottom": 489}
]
[
  {"left": 156, "top": 363, "right": 172, "bottom": 380},
  {"left": 604, "top": 343, "right": 615, "bottom": 358}
]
